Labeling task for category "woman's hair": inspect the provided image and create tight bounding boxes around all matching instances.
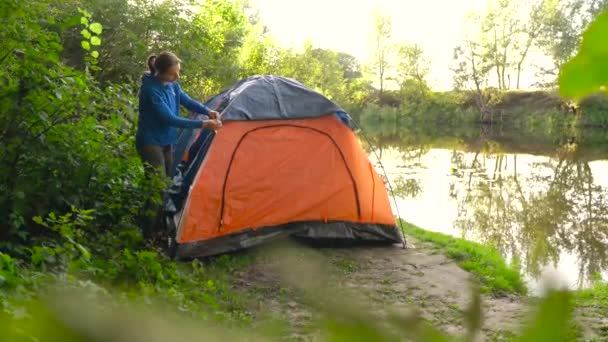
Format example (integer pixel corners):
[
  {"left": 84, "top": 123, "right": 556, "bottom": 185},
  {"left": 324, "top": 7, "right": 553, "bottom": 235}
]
[
  {"left": 146, "top": 55, "right": 157, "bottom": 73},
  {"left": 147, "top": 51, "right": 181, "bottom": 75}
]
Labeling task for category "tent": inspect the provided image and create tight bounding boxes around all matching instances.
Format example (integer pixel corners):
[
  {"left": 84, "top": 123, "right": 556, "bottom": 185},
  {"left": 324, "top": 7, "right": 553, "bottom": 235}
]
[{"left": 164, "top": 75, "right": 403, "bottom": 259}]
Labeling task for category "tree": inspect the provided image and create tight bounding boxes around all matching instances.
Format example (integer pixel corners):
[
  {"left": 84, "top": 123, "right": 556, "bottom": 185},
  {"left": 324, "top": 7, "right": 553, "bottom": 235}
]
[
  {"left": 512, "top": 0, "right": 545, "bottom": 89},
  {"left": 462, "top": 0, "right": 579, "bottom": 90},
  {"left": 238, "top": 22, "right": 278, "bottom": 77},
  {"left": 336, "top": 52, "right": 363, "bottom": 81},
  {"left": 558, "top": 2, "right": 608, "bottom": 99},
  {"left": 178, "top": 0, "right": 250, "bottom": 97},
  {"left": 50, "top": 0, "right": 251, "bottom": 96},
  {"left": 238, "top": 2, "right": 278, "bottom": 78},
  {"left": 53, "top": 0, "right": 192, "bottom": 83},
  {"left": 394, "top": 43, "right": 430, "bottom": 95},
  {"left": 535, "top": 0, "right": 586, "bottom": 86},
  {"left": 587, "top": 0, "right": 608, "bottom": 19},
  {"left": 452, "top": 35, "right": 493, "bottom": 121},
  {"left": 372, "top": 10, "right": 393, "bottom": 95},
  {"left": 479, "top": 0, "right": 521, "bottom": 90}
]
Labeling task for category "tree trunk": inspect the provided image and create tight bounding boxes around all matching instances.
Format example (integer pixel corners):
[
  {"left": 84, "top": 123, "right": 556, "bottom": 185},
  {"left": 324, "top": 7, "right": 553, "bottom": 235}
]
[
  {"left": 516, "top": 63, "right": 522, "bottom": 89},
  {"left": 501, "top": 44, "right": 508, "bottom": 89},
  {"left": 379, "top": 69, "right": 384, "bottom": 95},
  {"left": 494, "top": 28, "right": 502, "bottom": 89},
  {"left": 516, "top": 36, "right": 534, "bottom": 89}
]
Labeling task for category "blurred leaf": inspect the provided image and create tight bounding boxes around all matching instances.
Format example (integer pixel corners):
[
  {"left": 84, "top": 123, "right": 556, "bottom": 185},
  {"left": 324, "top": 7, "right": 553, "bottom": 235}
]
[
  {"left": 518, "top": 290, "right": 574, "bottom": 341},
  {"left": 81, "top": 29, "right": 91, "bottom": 39},
  {"left": 90, "top": 36, "right": 101, "bottom": 46},
  {"left": 89, "top": 23, "right": 103, "bottom": 35},
  {"left": 60, "top": 14, "right": 81, "bottom": 29},
  {"left": 91, "top": 51, "right": 99, "bottom": 59},
  {"left": 465, "top": 284, "right": 482, "bottom": 341},
  {"left": 559, "top": 10, "right": 608, "bottom": 99},
  {"left": 81, "top": 41, "right": 90, "bottom": 51},
  {"left": 32, "top": 216, "right": 45, "bottom": 226},
  {"left": 78, "top": 7, "right": 92, "bottom": 19}
]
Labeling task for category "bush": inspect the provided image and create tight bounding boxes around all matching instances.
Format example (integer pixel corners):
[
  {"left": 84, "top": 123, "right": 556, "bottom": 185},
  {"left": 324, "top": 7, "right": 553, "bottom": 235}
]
[
  {"left": 0, "top": 0, "right": 163, "bottom": 249},
  {"left": 579, "top": 93, "right": 608, "bottom": 127}
]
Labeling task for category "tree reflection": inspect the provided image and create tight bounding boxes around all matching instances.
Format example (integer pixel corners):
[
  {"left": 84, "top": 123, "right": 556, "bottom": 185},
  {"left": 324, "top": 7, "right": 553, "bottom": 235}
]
[
  {"left": 393, "top": 176, "right": 422, "bottom": 198},
  {"left": 362, "top": 125, "right": 428, "bottom": 200},
  {"left": 361, "top": 120, "right": 608, "bottom": 287},
  {"left": 450, "top": 147, "right": 608, "bottom": 288}
]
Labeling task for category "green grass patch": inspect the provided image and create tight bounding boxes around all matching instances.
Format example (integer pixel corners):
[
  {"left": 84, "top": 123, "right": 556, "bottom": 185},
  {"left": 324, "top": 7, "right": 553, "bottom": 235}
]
[
  {"left": 399, "top": 220, "right": 527, "bottom": 297},
  {"left": 0, "top": 245, "right": 256, "bottom": 328},
  {"left": 576, "top": 274, "right": 608, "bottom": 315}
]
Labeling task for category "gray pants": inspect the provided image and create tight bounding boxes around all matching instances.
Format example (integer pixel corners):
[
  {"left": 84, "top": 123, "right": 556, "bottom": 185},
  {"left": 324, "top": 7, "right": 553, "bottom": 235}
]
[
  {"left": 136, "top": 144, "right": 174, "bottom": 177},
  {"left": 136, "top": 144, "right": 174, "bottom": 238}
]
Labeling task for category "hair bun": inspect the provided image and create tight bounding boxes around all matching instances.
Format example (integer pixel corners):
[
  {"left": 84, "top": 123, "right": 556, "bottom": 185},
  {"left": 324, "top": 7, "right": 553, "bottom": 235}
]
[{"left": 147, "top": 55, "right": 157, "bottom": 73}]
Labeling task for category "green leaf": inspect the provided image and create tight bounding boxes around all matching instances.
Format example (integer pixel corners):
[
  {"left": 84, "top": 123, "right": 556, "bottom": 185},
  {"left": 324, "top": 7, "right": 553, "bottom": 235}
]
[
  {"left": 559, "top": 10, "right": 608, "bottom": 99},
  {"left": 91, "top": 51, "right": 99, "bottom": 58},
  {"left": 47, "top": 52, "right": 59, "bottom": 64},
  {"left": 80, "top": 17, "right": 88, "bottom": 26},
  {"left": 81, "top": 29, "right": 91, "bottom": 39},
  {"left": 465, "top": 285, "right": 482, "bottom": 341},
  {"left": 518, "top": 290, "right": 574, "bottom": 341},
  {"left": 89, "top": 23, "right": 103, "bottom": 35},
  {"left": 81, "top": 41, "right": 90, "bottom": 51},
  {"left": 32, "top": 216, "right": 44, "bottom": 226},
  {"left": 76, "top": 243, "right": 91, "bottom": 261},
  {"left": 78, "top": 8, "right": 92, "bottom": 18},
  {"left": 60, "top": 14, "right": 81, "bottom": 29},
  {"left": 90, "top": 36, "right": 101, "bottom": 46}
]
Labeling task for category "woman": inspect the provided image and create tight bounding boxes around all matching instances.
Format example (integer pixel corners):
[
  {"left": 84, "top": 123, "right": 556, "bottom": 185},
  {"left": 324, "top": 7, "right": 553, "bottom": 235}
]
[
  {"left": 137, "top": 51, "right": 222, "bottom": 177},
  {"left": 137, "top": 51, "right": 221, "bottom": 239}
]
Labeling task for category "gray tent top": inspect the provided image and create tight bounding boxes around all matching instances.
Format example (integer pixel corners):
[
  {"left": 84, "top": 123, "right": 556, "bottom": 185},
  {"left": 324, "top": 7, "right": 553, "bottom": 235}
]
[
  {"left": 172, "top": 75, "right": 354, "bottom": 176},
  {"left": 205, "top": 75, "right": 352, "bottom": 124}
]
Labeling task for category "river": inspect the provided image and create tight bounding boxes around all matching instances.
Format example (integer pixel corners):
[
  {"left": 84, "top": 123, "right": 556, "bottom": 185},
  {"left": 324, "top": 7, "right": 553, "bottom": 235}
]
[{"left": 363, "top": 123, "right": 608, "bottom": 294}]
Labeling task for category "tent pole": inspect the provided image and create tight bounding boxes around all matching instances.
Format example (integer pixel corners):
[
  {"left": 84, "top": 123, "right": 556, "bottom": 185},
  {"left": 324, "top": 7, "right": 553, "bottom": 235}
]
[{"left": 350, "top": 117, "right": 407, "bottom": 249}]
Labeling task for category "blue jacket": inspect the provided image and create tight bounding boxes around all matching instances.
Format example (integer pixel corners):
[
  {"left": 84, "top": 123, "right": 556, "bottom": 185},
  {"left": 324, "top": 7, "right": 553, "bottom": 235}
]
[{"left": 136, "top": 73, "right": 210, "bottom": 146}]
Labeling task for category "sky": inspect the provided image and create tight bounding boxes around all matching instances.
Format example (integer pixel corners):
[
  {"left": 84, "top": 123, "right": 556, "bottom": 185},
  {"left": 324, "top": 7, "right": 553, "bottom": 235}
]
[{"left": 248, "top": 0, "right": 546, "bottom": 90}]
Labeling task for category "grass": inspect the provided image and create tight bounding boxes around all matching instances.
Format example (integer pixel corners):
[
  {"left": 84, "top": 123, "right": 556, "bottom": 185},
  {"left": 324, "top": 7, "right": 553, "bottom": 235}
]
[
  {"left": 398, "top": 220, "right": 527, "bottom": 297},
  {"left": 4, "top": 225, "right": 606, "bottom": 341},
  {"left": 0, "top": 247, "right": 256, "bottom": 328},
  {"left": 576, "top": 274, "right": 608, "bottom": 317},
  {"left": 331, "top": 257, "right": 360, "bottom": 275}
]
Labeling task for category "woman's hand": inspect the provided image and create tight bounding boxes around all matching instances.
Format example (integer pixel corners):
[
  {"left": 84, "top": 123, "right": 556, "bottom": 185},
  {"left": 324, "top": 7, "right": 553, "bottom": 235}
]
[
  {"left": 202, "top": 119, "right": 223, "bottom": 130},
  {"left": 208, "top": 110, "right": 220, "bottom": 119}
]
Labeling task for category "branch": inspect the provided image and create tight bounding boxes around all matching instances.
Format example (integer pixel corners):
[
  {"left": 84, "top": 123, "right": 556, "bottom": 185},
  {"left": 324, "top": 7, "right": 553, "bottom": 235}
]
[{"left": 29, "top": 108, "right": 79, "bottom": 143}]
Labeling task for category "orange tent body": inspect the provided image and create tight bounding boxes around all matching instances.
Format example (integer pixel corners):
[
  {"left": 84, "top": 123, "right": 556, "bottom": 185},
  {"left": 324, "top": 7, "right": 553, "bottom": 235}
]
[{"left": 165, "top": 76, "right": 403, "bottom": 259}]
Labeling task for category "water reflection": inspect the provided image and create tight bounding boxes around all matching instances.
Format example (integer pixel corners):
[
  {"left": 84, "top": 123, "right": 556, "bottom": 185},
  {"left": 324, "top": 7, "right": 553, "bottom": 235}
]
[{"left": 363, "top": 123, "right": 608, "bottom": 292}]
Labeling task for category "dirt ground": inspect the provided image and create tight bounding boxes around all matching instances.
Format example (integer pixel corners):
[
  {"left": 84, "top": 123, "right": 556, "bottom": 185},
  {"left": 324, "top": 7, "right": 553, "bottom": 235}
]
[{"left": 231, "top": 238, "right": 606, "bottom": 341}]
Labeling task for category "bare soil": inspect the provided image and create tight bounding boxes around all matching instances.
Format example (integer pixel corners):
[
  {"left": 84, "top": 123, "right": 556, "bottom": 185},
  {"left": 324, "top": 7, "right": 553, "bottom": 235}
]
[{"left": 231, "top": 238, "right": 606, "bottom": 341}]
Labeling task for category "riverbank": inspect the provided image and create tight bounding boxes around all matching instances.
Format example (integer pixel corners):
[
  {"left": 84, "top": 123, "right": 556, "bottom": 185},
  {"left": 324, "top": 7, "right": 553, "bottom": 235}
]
[
  {"left": 2, "top": 221, "right": 606, "bottom": 341},
  {"left": 359, "top": 117, "right": 608, "bottom": 164},
  {"left": 357, "top": 90, "right": 608, "bottom": 135}
]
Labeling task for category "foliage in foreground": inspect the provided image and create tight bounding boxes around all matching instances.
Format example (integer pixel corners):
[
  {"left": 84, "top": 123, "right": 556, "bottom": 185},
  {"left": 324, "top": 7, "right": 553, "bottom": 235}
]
[
  {"left": 576, "top": 273, "right": 608, "bottom": 316},
  {"left": 0, "top": 241, "right": 586, "bottom": 342},
  {"left": 1, "top": 2, "right": 607, "bottom": 341}
]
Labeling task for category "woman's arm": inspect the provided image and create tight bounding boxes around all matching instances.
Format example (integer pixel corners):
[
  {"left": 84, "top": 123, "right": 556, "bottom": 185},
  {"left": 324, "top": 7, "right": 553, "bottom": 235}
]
[
  {"left": 177, "top": 85, "right": 211, "bottom": 115},
  {"left": 146, "top": 87, "right": 202, "bottom": 129}
]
